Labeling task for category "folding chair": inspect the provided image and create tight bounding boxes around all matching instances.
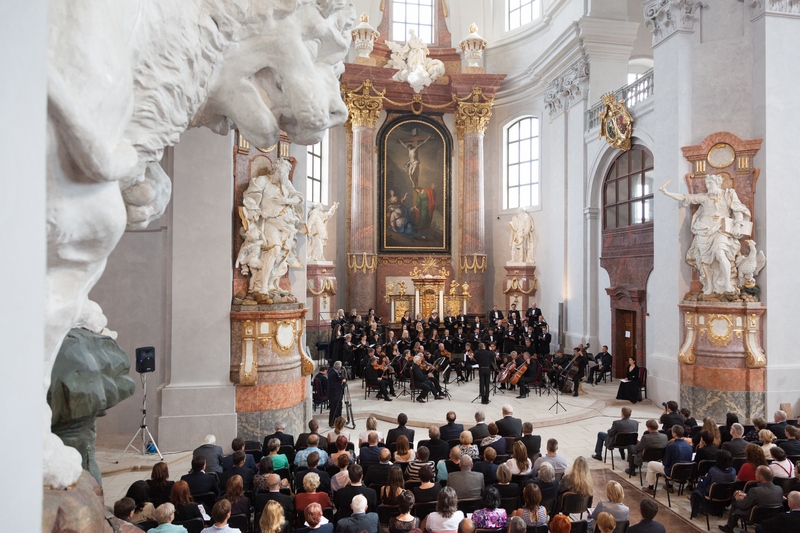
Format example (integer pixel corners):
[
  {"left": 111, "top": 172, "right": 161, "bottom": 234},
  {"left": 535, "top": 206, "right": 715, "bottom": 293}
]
[
  {"left": 654, "top": 462, "right": 696, "bottom": 506},
  {"left": 693, "top": 481, "right": 735, "bottom": 531},
  {"left": 638, "top": 447, "right": 666, "bottom": 486},
  {"left": 603, "top": 432, "right": 638, "bottom": 470}
]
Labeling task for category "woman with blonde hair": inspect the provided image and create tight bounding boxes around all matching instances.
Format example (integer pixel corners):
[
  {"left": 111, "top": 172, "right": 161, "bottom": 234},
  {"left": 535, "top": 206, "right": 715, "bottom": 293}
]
[
  {"left": 327, "top": 416, "right": 351, "bottom": 444},
  {"left": 759, "top": 429, "right": 776, "bottom": 460},
  {"left": 492, "top": 463, "right": 519, "bottom": 499},
  {"left": 358, "top": 416, "right": 384, "bottom": 446},
  {"left": 394, "top": 435, "right": 416, "bottom": 462},
  {"left": 295, "top": 472, "right": 332, "bottom": 510},
  {"left": 693, "top": 417, "right": 722, "bottom": 448},
  {"left": 259, "top": 500, "right": 286, "bottom": 533},
  {"left": 588, "top": 480, "right": 628, "bottom": 531},
  {"left": 558, "top": 456, "right": 593, "bottom": 497},
  {"left": 506, "top": 441, "right": 532, "bottom": 475},
  {"left": 458, "top": 431, "right": 478, "bottom": 460},
  {"left": 596, "top": 512, "right": 617, "bottom": 533}
]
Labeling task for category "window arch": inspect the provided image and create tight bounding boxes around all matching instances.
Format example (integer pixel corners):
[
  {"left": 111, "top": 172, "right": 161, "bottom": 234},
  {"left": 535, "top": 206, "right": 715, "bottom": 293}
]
[
  {"left": 306, "top": 131, "right": 329, "bottom": 204},
  {"left": 504, "top": 116, "right": 540, "bottom": 210},
  {"left": 508, "top": 0, "right": 540, "bottom": 31},
  {"left": 603, "top": 146, "right": 654, "bottom": 229},
  {"left": 392, "top": 0, "right": 434, "bottom": 43}
]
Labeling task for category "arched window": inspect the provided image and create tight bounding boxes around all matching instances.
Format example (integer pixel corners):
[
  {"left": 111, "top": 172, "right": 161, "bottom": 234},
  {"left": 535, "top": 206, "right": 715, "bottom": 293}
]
[
  {"left": 306, "top": 131, "right": 328, "bottom": 204},
  {"left": 603, "top": 147, "right": 654, "bottom": 229},
  {"left": 504, "top": 116, "right": 540, "bottom": 210},
  {"left": 508, "top": 0, "right": 540, "bottom": 31},
  {"left": 392, "top": 0, "right": 434, "bottom": 43}
]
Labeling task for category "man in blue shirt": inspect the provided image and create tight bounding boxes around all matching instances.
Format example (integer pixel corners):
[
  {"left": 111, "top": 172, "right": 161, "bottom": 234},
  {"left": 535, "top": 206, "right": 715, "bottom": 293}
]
[
  {"left": 294, "top": 434, "right": 328, "bottom": 467},
  {"left": 643, "top": 424, "right": 693, "bottom": 495}
]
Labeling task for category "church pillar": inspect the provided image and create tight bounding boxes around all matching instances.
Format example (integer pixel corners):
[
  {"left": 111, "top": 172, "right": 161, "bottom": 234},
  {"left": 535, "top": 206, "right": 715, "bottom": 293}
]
[
  {"left": 344, "top": 81, "right": 383, "bottom": 312},
  {"left": 455, "top": 89, "right": 494, "bottom": 313}
]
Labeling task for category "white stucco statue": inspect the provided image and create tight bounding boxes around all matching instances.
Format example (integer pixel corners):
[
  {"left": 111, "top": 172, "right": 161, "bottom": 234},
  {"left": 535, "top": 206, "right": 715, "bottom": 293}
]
[
  {"left": 660, "top": 174, "right": 752, "bottom": 295},
  {"left": 45, "top": 0, "right": 354, "bottom": 489},
  {"left": 509, "top": 208, "right": 536, "bottom": 264},
  {"left": 385, "top": 29, "right": 445, "bottom": 93},
  {"left": 307, "top": 202, "right": 339, "bottom": 262}
]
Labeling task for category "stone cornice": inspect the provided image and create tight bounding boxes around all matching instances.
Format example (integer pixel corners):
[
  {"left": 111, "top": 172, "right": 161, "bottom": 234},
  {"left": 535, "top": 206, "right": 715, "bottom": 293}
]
[
  {"left": 578, "top": 17, "right": 642, "bottom": 62},
  {"left": 544, "top": 58, "right": 590, "bottom": 119},
  {"left": 748, "top": 0, "right": 800, "bottom": 20},
  {"left": 642, "top": 0, "right": 705, "bottom": 47}
]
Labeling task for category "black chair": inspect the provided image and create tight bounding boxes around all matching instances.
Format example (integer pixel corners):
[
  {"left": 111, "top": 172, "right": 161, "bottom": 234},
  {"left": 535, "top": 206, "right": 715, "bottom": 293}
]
[
  {"left": 377, "top": 504, "right": 401, "bottom": 527},
  {"left": 654, "top": 462, "right": 696, "bottom": 506},
  {"left": 593, "top": 520, "right": 629, "bottom": 533},
  {"left": 541, "top": 498, "right": 556, "bottom": 517},
  {"left": 741, "top": 504, "right": 784, "bottom": 531},
  {"left": 695, "top": 459, "right": 715, "bottom": 483},
  {"left": 365, "top": 381, "right": 382, "bottom": 399},
  {"left": 694, "top": 481, "right": 735, "bottom": 531},
  {"left": 494, "top": 454, "right": 510, "bottom": 465},
  {"left": 773, "top": 476, "right": 796, "bottom": 496},
  {"left": 731, "top": 457, "right": 747, "bottom": 473},
  {"left": 388, "top": 442, "right": 398, "bottom": 455},
  {"left": 137, "top": 519, "right": 158, "bottom": 531},
  {"left": 448, "top": 439, "right": 461, "bottom": 448},
  {"left": 603, "top": 432, "right": 638, "bottom": 470},
  {"left": 414, "top": 501, "right": 437, "bottom": 520},
  {"left": 558, "top": 492, "right": 591, "bottom": 519},
  {"left": 405, "top": 480, "right": 422, "bottom": 490},
  {"left": 526, "top": 526, "right": 549, "bottom": 533},
  {"left": 638, "top": 367, "right": 648, "bottom": 399},
  {"left": 569, "top": 520, "right": 589, "bottom": 533},
  {"left": 511, "top": 474, "right": 532, "bottom": 486},
  {"left": 476, "top": 529, "right": 506, "bottom": 533},
  {"left": 638, "top": 447, "right": 666, "bottom": 486},
  {"left": 229, "top": 513, "right": 249, "bottom": 532},
  {"left": 278, "top": 445, "right": 295, "bottom": 465},
  {"left": 503, "top": 436, "right": 518, "bottom": 451},
  {"left": 312, "top": 376, "right": 329, "bottom": 413},
  {"left": 500, "top": 496, "right": 519, "bottom": 515},
  {"left": 245, "top": 441, "right": 263, "bottom": 464},
  {"left": 191, "top": 492, "right": 217, "bottom": 516},
  {"left": 743, "top": 480, "right": 759, "bottom": 493},
  {"left": 173, "top": 517, "right": 204, "bottom": 533},
  {"left": 457, "top": 498, "right": 483, "bottom": 514}
]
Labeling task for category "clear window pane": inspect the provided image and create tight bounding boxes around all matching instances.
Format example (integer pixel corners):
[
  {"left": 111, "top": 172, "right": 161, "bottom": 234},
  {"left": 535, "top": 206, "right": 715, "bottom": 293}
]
[
  {"left": 644, "top": 150, "right": 654, "bottom": 169},
  {"left": 520, "top": 139, "right": 531, "bottom": 162},
  {"left": 519, "top": 162, "right": 531, "bottom": 185},
  {"left": 631, "top": 151, "right": 642, "bottom": 173},
  {"left": 519, "top": 184, "right": 531, "bottom": 207},
  {"left": 393, "top": 22, "right": 405, "bottom": 40},
  {"left": 606, "top": 181, "right": 616, "bottom": 204},
  {"left": 508, "top": 142, "right": 519, "bottom": 164},
  {"left": 509, "top": 165, "right": 519, "bottom": 187},
  {"left": 644, "top": 197, "right": 653, "bottom": 222},
  {"left": 420, "top": 26, "right": 432, "bottom": 43},
  {"left": 520, "top": 118, "right": 531, "bottom": 139},
  {"left": 511, "top": 0, "right": 521, "bottom": 10},
  {"left": 644, "top": 170, "right": 654, "bottom": 196},
  {"left": 521, "top": 3, "right": 532, "bottom": 24},
  {"left": 509, "top": 123, "right": 519, "bottom": 142},
  {"left": 617, "top": 176, "right": 629, "bottom": 202},
  {"left": 408, "top": 5, "right": 418, "bottom": 23},
  {"left": 530, "top": 163, "right": 539, "bottom": 185},
  {"left": 618, "top": 204, "right": 629, "bottom": 226},
  {"left": 632, "top": 201, "right": 643, "bottom": 224},
  {"left": 530, "top": 139, "right": 539, "bottom": 161},
  {"left": 420, "top": 6, "right": 432, "bottom": 25},
  {"left": 509, "top": 188, "right": 520, "bottom": 209},
  {"left": 506, "top": 117, "right": 540, "bottom": 209},
  {"left": 605, "top": 206, "right": 616, "bottom": 229}
]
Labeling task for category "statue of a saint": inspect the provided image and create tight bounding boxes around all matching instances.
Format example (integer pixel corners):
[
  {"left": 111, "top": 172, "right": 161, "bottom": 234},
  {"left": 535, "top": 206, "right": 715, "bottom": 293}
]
[
  {"left": 306, "top": 202, "right": 339, "bottom": 262},
  {"left": 660, "top": 174, "right": 751, "bottom": 295},
  {"left": 237, "top": 158, "right": 306, "bottom": 301},
  {"left": 509, "top": 208, "right": 535, "bottom": 263}
]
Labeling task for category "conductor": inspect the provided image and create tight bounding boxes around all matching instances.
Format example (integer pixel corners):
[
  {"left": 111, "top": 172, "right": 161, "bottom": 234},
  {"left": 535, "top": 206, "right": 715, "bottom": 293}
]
[
  {"left": 473, "top": 342, "right": 496, "bottom": 405},
  {"left": 327, "top": 361, "right": 346, "bottom": 426}
]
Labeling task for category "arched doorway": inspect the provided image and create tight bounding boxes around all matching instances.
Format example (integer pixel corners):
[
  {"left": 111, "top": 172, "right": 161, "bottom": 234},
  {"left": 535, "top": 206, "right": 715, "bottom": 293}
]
[{"left": 599, "top": 147, "right": 654, "bottom": 376}]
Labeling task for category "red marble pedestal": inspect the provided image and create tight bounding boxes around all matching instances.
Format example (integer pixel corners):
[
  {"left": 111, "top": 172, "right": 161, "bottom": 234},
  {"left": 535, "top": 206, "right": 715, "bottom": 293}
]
[{"left": 502, "top": 264, "right": 537, "bottom": 310}]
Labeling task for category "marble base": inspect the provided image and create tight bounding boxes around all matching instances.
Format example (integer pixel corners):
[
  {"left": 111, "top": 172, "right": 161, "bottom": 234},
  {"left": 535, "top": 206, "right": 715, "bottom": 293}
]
[
  {"left": 680, "top": 383, "right": 765, "bottom": 423},
  {"left": 43, "top": 470, "right": 113, "bottom": 533},
  {"left": 237, "top": 401, "right": 311, "bottom": 444},
  {"left": 502, "top": 264, "right": 537, "bottom": 310}
]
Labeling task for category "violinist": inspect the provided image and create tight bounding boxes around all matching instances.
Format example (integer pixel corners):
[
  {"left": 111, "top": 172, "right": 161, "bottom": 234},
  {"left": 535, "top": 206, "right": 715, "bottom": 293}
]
[
  {"left": 516, "top": 352, "right": 538, "bottom": 399},
  {"left": 437, "top": 342, "right": 462, "bottom": 383},
  {"left": 411, "top": 353, "right": 444, "bottom": 402},
  {"left": 365, "top": 354, "right": 393, "bottom": 401}
]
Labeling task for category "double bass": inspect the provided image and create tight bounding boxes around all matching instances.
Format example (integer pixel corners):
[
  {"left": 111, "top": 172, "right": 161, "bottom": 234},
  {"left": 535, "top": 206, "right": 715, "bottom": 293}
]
[{"left": 510, "top": 362, "right": 528, "bottom": 385}]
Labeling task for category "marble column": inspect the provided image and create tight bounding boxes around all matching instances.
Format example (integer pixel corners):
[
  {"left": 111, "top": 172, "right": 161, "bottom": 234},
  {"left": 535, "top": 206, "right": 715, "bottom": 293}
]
[
  {"left": 344, "top": 81, "right": 383, "bottom": 311},
  {"left": 455, "top": 88, "right": 493, "bottom": 313}
]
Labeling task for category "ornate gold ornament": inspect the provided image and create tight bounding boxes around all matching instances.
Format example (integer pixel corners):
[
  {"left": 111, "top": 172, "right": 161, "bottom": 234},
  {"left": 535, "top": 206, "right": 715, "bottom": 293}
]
[
  {"left": 347, "top": 252, "right": 377, "bottom": 273},
  {"left": 503, "top": 277, "right": 536, "bottom": 295},
  {"left": 449, "top": 280, "right": 459, "bottom": 296},
  {"left": 342, "top": 80, "right": 385, "bottom": 128},
  {"left": 453, "top": 87, "right": 494, "bottom": 137},
  {"left": 744, "top": 313, "right": 766, "bottom": 368},
  {"left": 702, "top": 314, "right": 735, "bottom": 346},
  {"left": 397, "top": 281, "right": 407, "bottom": 296},
  {"left": 307, "top": 278, "right": 336, "bottom": 296},
  {"left": 707, "top": 143, "right": 736, "bottom": 169},
  {"left": 460, "top": 254, "right": 487, "bottom": 273},
  {"left": 236, "top": 131, "right": 250, "bottom": 153},
  {"left": 598, "top": 93, "right": 634, "bottom": 151},
  {"left": 678, "top": 312, "right": 697, "bottom": 365},
  {"left": 239, "top": 320, "right": 258, "bottom": 385}
]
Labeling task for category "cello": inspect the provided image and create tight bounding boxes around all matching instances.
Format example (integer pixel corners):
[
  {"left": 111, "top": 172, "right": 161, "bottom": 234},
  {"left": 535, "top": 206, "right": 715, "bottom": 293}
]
[
  {"left": 510, "top": 362, "right": 528, "bottom": 385},
  {"left": 498, "top": 360, "right": 515, "bottom": 383}
]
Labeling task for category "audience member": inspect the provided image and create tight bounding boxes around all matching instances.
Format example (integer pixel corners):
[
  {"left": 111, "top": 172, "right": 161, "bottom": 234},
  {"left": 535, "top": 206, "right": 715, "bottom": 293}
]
[
  {"left": 596, "top": 512, "right": 617, "bottom": 533},
  {"left": 202, "top": 499, "right": 241, "bottom": 533},
  {"left": 770, "top": 447, "right": 794, "bottom": 478},
  {"left": 659, "top": 401, "right": 683, "bottom": 433},
  {"left": 126, "top": 479, "right": 156, "bottom": 523},
  {"left": 480, "top": 423, "right": 506, "bottom": 455},
  {"left": 296, "top": 451, "right": 331, "bottom": 494},
  {"left": 492, "top": 464, "right": 519, "bottom": 499},
  {"left": 530, "top": 462, "right": 558, "bottom": 502},
  {"left": 643, "top": 425, "right": 692, "bottom": 495},
  {"left": 737, "top": 444, "right": 769, "bottom": 483},
  {"left": 147, "top": 462, "right": 175, "bottom": 507},
  {"left": 387, "top": 413, "right": 415, "bottom": 446},
  {"left": 755, "top": 490, "right": 800, "bottom": 532},
  {"left": 721, "top": 423, "right": 747, "bottom": 457},
  {"left": 694, "top": 431, "right": 720, "bottom": 464},
  {"left": 327, "top": 416, "right": 351, "bottom": 445},
  {"left": 298, "top": 420, "right": 328, "bottom": 451},
  {"left": 506, "top": 441, "right": 533, "bottom": 475},
  {"left": 779, "top": 426, "right": 800, "bottom": 455},
  {"left": 437, "top": 447, "right": 462, "bottom": 481},
  {"left": 256, "top": 474, "right": 293, "bottom": 524},
  {"left": 512, "top": 483, "right": 547, "bottom": 527},
  {"left": 331, "top": 453, "right": 351, "bottom": 492},
  {"left": 459, "top": 517, "right": 477, "bottom": 533},
  {"left": 760, "top": 429, "right": 777, "bottom": 460},
  {"left": 194, "top": 435, "right": 224, "bottom": 474},
  {"left": 358, "top": 416, "right": 384, "bottom": 447},
  {"left": 406, "top": 446, "right": 434, "bottom": 483},
  {"left": 745, "top": 418, "right": 769, "bottom": 442},
  {"left": 719, "top": 465, "right": 783, "bottom": 533},
  {"left": 519, "top": 422, "right": 541, "bottom": 460},
  {"left": 380, "top": 466, "right": 405, "bottom": 505},
  {"left": 412, "top": 465, "right": 441, "bottom": 503},
  {"left": 548, "top": 514, "right": 571, "bottom": 533},
  {"left": 328, "top": 435, "right": 354, "bottom": 467},
  {"left": 113, "top": 497, "right": 142, "bottom": 533},
  {"left": 364, "top": 447, "right": 394, "bottom": 486},
  {"left": 388, "top": 490, "right": 420, "bottom": 533},
  {"left": 294, "top": 434, "right": 328, "bottom": 467},
  {"left": 149, "top": 503, "right": 186, "bottom": 533},
  {"left": 694, "top": 417, "right": 722, "bottom": 448},
  {"left": 719, "top": 413, "right": 739, "bottom": 444},
  {"left": 558, "top": 456, "right": 593, "bottom": 501},
  {"left": 258, "top": 500, "right": 286, "bottom": 533},
  {"left": 592, "top": 407, "right": 638, "bottom": 462},
  {"left": 422, "top": 487, "right": 464, "bottom": 533},
  {"left": 425, "top": 426, "right": 451, "bottom": 463},
  {"left": 440, "top": 411, "right": 465, "bottom": 441},
  {"left": 770, "top": 410, "right": 789, "bottom": 440},
  {"left": 222, "top": 437, "right": 257, "bottom": 472},
  {"left": 469, "top": 411, "right": 490, "bottom": 441},
  {"left": 588, "top": 480, "right": 628, "bottom": 531},
  {"left": 457, "top": 431, "right": 479, "bottom": 460},
  {"left": 690, "top": 450, "right": 736, "bottom": 518},
  {"left": 295, "top": 472, "right": 332, "bottom": 512},
  {"left": 472, "top": 446, "right": 499, "bottom": 485},
  {"left": 222, "top": 475, "right": 250, "bottom": 517},
  {"left": 297, "top": 503, "right": 334, "bottom": 533},
  {"left": 218, "top": 451, "right": 254, "bottom": 492},
  {"left": 627, "top": 419, "right": 667, "bottom": 476},
  {"left": 447, "top": 455, "right": 484, "bottom": 500},
  {"left": 394, "top": 435, "right": 415, "bottom": 462},
  {"left": 496, "top": 405, "right": 523, "bottom": 437},
  {"left": 263, "top": 421, "right": 294, "bottom": 455},
  {"left": 628, "top": 498, "right": 666, "bottom": 533},
  {"left": 533, "top": 438, "right": 568, "bottom": 476},
  {"left": 472, "top": 486, "right": 508, "bottom": 529},
  {"left": 169, "top": 481, "right": 203, "bottom": 522},
  {"left": 680, "top": 408, "right": 698, "bottom": 429},
  {"left": 333, "top": 465, "right": 377, "bottom": 521},
  {"left": 335, "top": 494, "right": 378, "bottom": 533},
  {"left": 266, "top": 438, "right": 290, "bottom": 471}
]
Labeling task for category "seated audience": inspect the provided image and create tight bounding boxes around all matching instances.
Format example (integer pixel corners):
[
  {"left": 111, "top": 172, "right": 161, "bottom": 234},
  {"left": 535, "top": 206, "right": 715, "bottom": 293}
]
[
  {"left": 690, "top": 450, "right": 736, "bottom": 518},
  {"left": 218, "top": 450, "right": 254, "bottom": 492},
  {"left": 529, "top": 462, "right": 559, "bottom": 503},
  {"left": 512, "top": 483, "right": 547, "bottom": 527},
  {"left": 519, "top": 422, "right": 542, "bottom": 460},
  {"left": 329, "top": 435, "right": 355, "bottom": 466},
  {"left": 331, "top": 454, "right": 351, "bottom": 493},
  {"left": 333, "top": 465, "right": 377, "bottom": 521},
  {"left": 257, "top": 474, "right": 294, "bottom": 523},
  {"left": 113, "top": 497, "right": 142, "bottom": 533},
  {"left": 364, "top": 448, "right": 394, "bottom": 486},
  {"left": 297, "top": 503, "right": 334, "bottom": 533},
  {"left": 126, "top": 480, "right": 155, "bottom": 523},
  {"left": 295, "top": 472, "right": 332, "bottom": 511},
  {"left": 596, "top": 512, "right": 617, "bottom": 533},
  {"left": 169, "top": 481, "right": 202, "bottom": 522},
  {"left": 334, "top": 494, "right": 379, "bottom": 533},
  {"left": 147, "top": 462, "right": 175, "bottom": 507},
  {"left": 694, "top": 417, "right": 722, "bottom": 448},
  {"left": 694, "top": 431, "right": 720, "bottom": 464},
  {"left": 770, "top": 447, "right": 795, "bottom": 479},
  {"left": 222, "top": 437, "right": 257, "bottom": 472},
  {"left": 472, "top": 486, "right": 508, "bottom": 529},
  {"left": 755, "top": 490, "right": 800, "bottom": 532},
  {"left": 507, "top": 516, "right": 526, "bottom": 533},
  {"left": 150, "top": 503, "right": 186, "bottom": 533},
  {"left": 259, "top": 500, "right": 287, "bottom": 533},
  {"left": 425, "top": 426, "right": 451, "bottom": 463},
  {"left": 380, "top": 466, "right": 406, "bottom": 505},
  {"left": 412, "top": 465, "right": 441, "bottom": 503},
  {"left": 297, "top": 420, "right": 328, "bottom": 451},
  {"left": 558, "top": 456, "right": 593, "bottom": 503},
  {"left": 254, "top": 456, "right": 290, "bottom": 492},
  {"left": 469, "top": 411, "right": 490, "bottom": 442},
  {"left": 779, "top": 425, "right": 800, "bottom": 456},
  {"left": 296, "top": 452, "right": 331, "bottom": 494},
  {"left": 548, "top": 514, "right": 571, "bottom": 533},
  {"left": 737, "top": 443, "right": 769, "bottom": 483},
  {"left": 201, "top": 499, "right": 239, "bottom": 533},
  {"left": 719, "top": 413, "right": 739, "bottom": 444},
  {"left": 471, "top": 446, "right": 498, "bottom": 485},
  {"left": 458, "top": 431, "right": 479, "bottom": 460},
  {"left": 440, "top": 411, "right": 465, "bottom": 442},
  {"left": 770, "top": 410, "right": 789, "bottom": 440},
  {"left": 221, "top": 475, "right": 249, "bottom": 517},
  {"left": 446, "top": 455, "right": 483, "bottom": 500},
  {"left": 437, "top": 447, "right": 462, "bottom": 481},
  {"left": 628, "top": 498, "right": 666, "bottom": 533},
  {"left": 394, "top": 435, "right": 415, "bottom": 463},
  {"left": 327, "top": 416, "right": 351, "bottom": 445},
  {"left": 422, "top": 487, "right": 464, "bottom": 533},
  {"left": 533, "top": 438, "right": 568, "bottom": 476},
  {"left": 506, "top": 441, "right": 532, "bottom": 475},
  {"left": 387, "top": 413, "right": 415, "bottom": 446},
  {"left": 643, "top": 425, "right": 693, "bottom": 494},
  {"left": 492, "top": 464, "right": 519, "bottom": 499},
  {"left": 263, "top": 421, "right": 295, "bottom": 454},
  {"left": 588, "top": 480, "right": 628, "bottom": 531},
  {"left": 358, "top": 416, "right": 384, "bottom": 447},
  {"left": 745, "top": 417, "right": 768, "bottom": 442},
  {"left": 406, "top": 446, "right": 434, "bottom": 483},
  {"left": 388, "top": 490, "right": 420, "bottom": 533},
  {"left": 479, "top": 423, "right": 506, "bottom": 455},
  {"left": 359, "top": 432, "right": 384, "bottom": 466},
  {"left": 295, "top": 435, "right": 328, "bottom": 468},
  {"left": 266, "top": 438, "right": 290, "bottom": 471},
  {"left": 721, "top": 423, "right": 748, "bottom": 458},
  {"left": 194, "top": 434, "right": 224, "bottom": 474},
  {"left": 496, "top": 405, "right": 523, "bottom": 437},
  {"left": 719, "top": 465, "right": 783, "bottom": 533},
  {"left": 761, "top": 429, "right": 777, "bottom": 460}
]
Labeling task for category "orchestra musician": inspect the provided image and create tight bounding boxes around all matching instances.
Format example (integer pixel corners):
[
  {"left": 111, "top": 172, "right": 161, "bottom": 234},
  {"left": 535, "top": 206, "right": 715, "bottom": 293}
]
[
  {"left": 547, "top": 349, "right": 572, "bottom": 389},
  {"left": 436, "top": 342, "right": 463, "bottom": 384},
  {"left": 516, "top": 352, "right": 538, "bottom": 399},
  {"left": 410, "top": 353, "right": 444, "bottom": 402},
  {"left": 365, "top": 354, "right": 394, "bottom": 401},
  {"left": 571, "top": 347, "right": 588, "bottom": 397},
  {"left": 498, "top": 354, "right": 514, "bottom": 390}
]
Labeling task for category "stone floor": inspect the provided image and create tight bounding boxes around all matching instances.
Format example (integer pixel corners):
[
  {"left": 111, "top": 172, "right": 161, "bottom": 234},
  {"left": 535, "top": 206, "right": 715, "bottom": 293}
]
[{"left": 97, "top": 376, "right": 731, "bottom": 531}]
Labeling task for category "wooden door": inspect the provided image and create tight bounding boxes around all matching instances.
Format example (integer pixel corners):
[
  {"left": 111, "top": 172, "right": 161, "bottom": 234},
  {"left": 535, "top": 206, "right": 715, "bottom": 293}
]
[{"left": 614, "top": 310, "right": 636, "bottom": 377}]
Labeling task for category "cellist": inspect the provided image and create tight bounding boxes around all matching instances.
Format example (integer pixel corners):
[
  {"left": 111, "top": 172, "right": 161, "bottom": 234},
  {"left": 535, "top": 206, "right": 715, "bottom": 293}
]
[{"left": 515, "top": 352, "right": 538, "bottom": 399}]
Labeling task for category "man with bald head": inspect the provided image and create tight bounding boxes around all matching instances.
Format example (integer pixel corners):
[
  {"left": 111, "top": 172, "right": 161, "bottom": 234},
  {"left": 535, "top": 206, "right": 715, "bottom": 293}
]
[
  {"left": 719, "top": 465, "right": 783, "bottom": 532},
  {"left": 254, "top": 473, "right": 294, "bottom": 523},
  {"left": 359, "top": 432, "right": 384, "bottom": 466},
  {"left": 447, "top": 455, "right": 484, "bottom": 500},
  {"left": 756, "top": 491, "right": 800, "bottom": 532},
  {"left": 364, "top": 447, "right": 393, "bottom": 486}
]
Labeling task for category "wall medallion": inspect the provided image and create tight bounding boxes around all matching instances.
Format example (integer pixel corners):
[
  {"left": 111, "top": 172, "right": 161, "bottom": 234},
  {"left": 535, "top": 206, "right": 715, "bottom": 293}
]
[{"left": 598, "top": 93, "right": 634, "bottom": 151}]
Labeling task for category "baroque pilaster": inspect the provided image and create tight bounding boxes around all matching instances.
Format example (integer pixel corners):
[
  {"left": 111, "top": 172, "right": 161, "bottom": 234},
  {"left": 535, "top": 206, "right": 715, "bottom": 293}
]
[
  {"left": 642, "top": 0, "right": 705, "bottom": 47},
  {"left": 748, "top": 0, "right": 800, "bottom": 19},
  {"left": 343, "top": 80, "right": 384, "bottom": 311},
  {"left": 544, "top": 59, "right": 590, "bottom": 119},
  {"left": 454, "top": 88, "right": 493, "bottom": 312}
]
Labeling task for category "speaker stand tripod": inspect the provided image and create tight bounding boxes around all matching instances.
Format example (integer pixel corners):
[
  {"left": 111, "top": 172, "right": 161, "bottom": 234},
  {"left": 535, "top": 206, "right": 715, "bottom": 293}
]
[{"left": 116, "top": 373, "right": 163, "bottom": 463}]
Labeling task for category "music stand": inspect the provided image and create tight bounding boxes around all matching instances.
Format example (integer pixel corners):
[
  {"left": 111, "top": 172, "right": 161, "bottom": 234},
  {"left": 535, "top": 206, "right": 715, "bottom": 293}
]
[
  {"left": 435, "top": 357, "right": 452, "bottom": 400},
  {"left": 549, "top": 366, "right": 572, "bottom": 414}
]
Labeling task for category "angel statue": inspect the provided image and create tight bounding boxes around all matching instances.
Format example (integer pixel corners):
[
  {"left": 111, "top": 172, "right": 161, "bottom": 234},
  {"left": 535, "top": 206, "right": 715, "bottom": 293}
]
[
  {"left": 306, "top": 202, "right": 339, "bottom": 262},
  {"left": 660, "top": 174, "right": 752, "bottom": 295},
  {"left": 384, "top": 28, "right": 445, "bottom": 93}
]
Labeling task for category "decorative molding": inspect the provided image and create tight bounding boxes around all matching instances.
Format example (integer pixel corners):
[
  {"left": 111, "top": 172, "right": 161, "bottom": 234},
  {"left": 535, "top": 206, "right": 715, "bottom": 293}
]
[
  {"left": 342, "top": 80, "right": 385, "bottom": 128},
  {"left": 544, "top": 59, "right": 589, "bottom": 119},
  {"left": 460, "top": 254, "right": 487, "bottom": 273},
  {"left": 748, "top": 0, "right": 800, "bottom": 19},
  {"left": 307, "top": 278, "right": 337, "bottom": 296},
  {"left": 642, "top": 0, "right": 705, "bottom": 47},
  {"left": 745, "top": 313, "right": 767, "bottom": 368},
  {"left": 347, "top": 252, "right": 377, "bottom": 273},
  {"left": 453, "top": 87, "right": 495, "bottom": 136},
  {"left": 678, "top": 312, "right": 697, "bottom": 364}
]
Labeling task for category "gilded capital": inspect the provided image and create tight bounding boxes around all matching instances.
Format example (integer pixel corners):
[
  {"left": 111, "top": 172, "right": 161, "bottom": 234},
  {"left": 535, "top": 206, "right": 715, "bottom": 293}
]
[
  {"left": 342, "top": 80, "right": 385, "bottom": 128},
  {"left": 453, "top": 87, "right": 494, "bottom": 137}
]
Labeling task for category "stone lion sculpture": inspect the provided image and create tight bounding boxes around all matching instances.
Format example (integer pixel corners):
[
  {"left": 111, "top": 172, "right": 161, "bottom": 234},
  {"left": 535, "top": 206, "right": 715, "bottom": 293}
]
[{"left": 45, "top": 0, "right": 354, "bottom": 489}]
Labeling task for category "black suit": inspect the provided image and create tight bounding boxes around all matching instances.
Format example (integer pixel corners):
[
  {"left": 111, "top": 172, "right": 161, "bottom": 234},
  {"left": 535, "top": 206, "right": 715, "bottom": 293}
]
[
  {"left": 472, "top": 459, "right": 498, "bottom": 485},
  {"left": 335, "top": 512, "right": 379, "bottom": 533},
  {"left": 425, "top": 438, "right": 450, "bottom": 463},
  {"left": 779, "top": 439, "right": 800, "bottom": 456},
  {"left": 181, "top": 470, "right": 219, "bottom": 496},
  {"left": 474, "top": 349, "right": 495, "bottom": 404},
  {"left": 386, "top": 425, "right": 415, "bottom": 446},
  {"left": 694, "top": 444, "right": 719, "bottom": 464},
  {"left": 328, "top": 367, "right": 346, "bottom": 426},
  {"left": 218, "top": 465, "right": 255, "bottom": 492},
  {"left": 297, "top": 432, "right": 328, "bottom": 451},
  {"left": 359, "top": 445, "right": 383, "bottom": 466},
  {"left": 496, "top": 415, "right": 523, "bottom": 437},
  {"left": 255, "top": 491, "right": 294, "bottom": 522},
  {"left": 363, "top": 463, "right": 392, "bottom": 487},
  {"left": 334, "top": 485, "right": 377, "bottom": 520},
  {"left": 296, "top": 467, "right": 331, "bottom": 494},
  {"left": 627, "top": 519, "right": 667, "bottom": 533},
  {"left": 262, "top": 432, "right": 294, "bottom": 453},
  {"left": 769, "top": 422, "right": 788, "bottom": 440},
  {"left": 440, "top": 422, "right": 465, "bottom": 442},
  {"left": 722, "top": 438, "right": 749, "bottom": 457},
  {"left": 660, "top": 411, "right": 684, "bottom": 432},
  {"left": 470, "top": 423, "right": 490, "bottom": 442},
  {"left": 489, "top": 310, "right": 504, "bottom": 326},
  {"left": 222, "top": 453, "right": 258, "bottom": 473},
  {"left": 756, "top": 510, "right": 800, "bottom": 533},
  {"left": 519, "top": 434, "right": 541, "bottom": 458}
]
